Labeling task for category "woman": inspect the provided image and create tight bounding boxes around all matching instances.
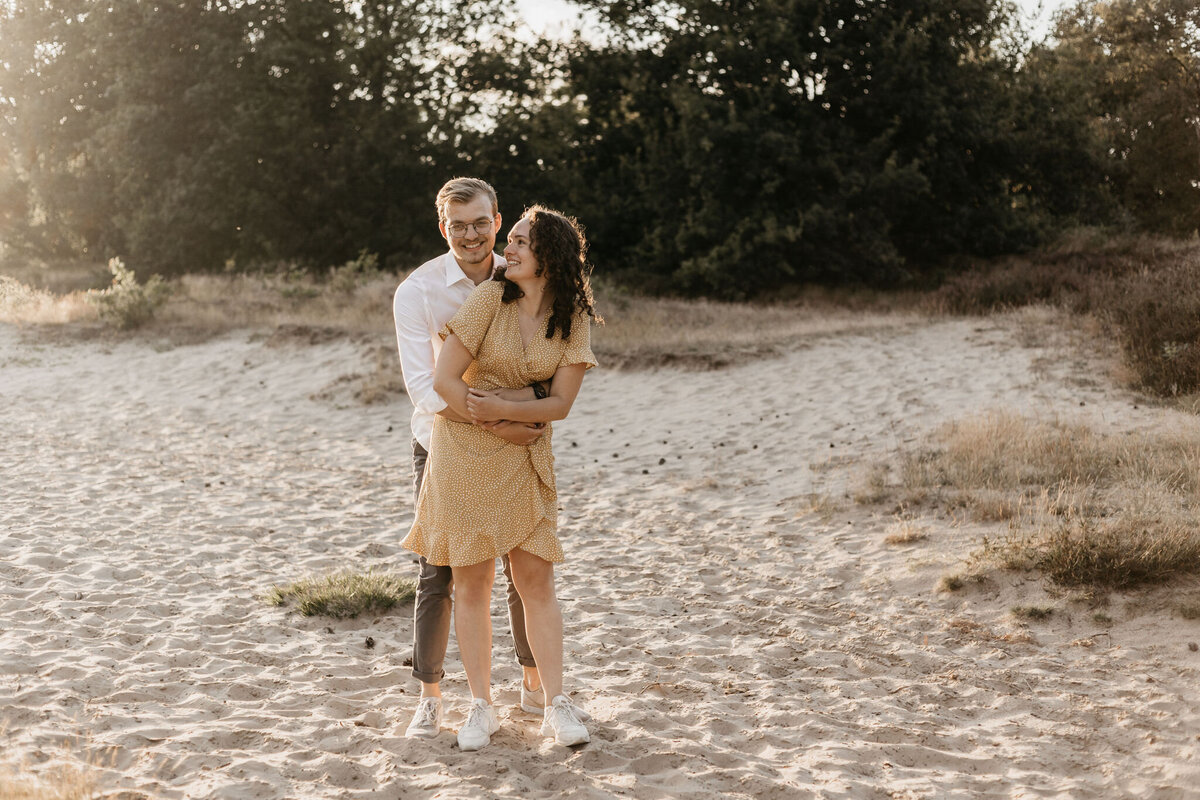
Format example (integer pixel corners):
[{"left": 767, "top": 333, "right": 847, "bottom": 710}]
[{"left": 402, "top": 205, "right": 600, "bottom": 751}]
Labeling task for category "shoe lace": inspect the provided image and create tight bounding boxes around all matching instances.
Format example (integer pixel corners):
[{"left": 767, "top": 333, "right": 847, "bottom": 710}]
[
  {"left": 414, "top": 699, "right": 438, "bottom": 728},
  {"left": 464, "top": 702, "right": 490, "bottom": 730},
  {"left": 551, "top": 699, "right": 583, "bottom": 729}
]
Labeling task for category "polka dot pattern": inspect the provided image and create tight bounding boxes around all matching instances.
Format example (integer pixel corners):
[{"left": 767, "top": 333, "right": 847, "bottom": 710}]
[{"left": 401, "top": 281, "right": 597, "bottom": 567}]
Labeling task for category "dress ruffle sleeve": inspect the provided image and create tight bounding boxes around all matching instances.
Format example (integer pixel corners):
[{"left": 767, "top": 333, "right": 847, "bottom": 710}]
[
  {"left": 558, "top": 311, "right": 598, "bottom": 371},
  {"left": 439, "top": 280, "right": 503, "bottom": 358}
]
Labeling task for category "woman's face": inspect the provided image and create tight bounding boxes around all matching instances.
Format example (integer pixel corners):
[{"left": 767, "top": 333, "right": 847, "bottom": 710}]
[{"left": 502, "top": 217, "right": 541, "bottom": 282}]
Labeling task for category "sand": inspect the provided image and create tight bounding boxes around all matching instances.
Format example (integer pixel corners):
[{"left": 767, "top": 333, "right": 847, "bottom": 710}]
[{"left": 2, "top": 308, "right": 1199, "bottom": 799}]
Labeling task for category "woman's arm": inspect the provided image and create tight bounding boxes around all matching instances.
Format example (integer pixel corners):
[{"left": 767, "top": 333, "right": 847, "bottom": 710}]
[
  {"left": 433, "top": 336, "right": 546, "bottom": 445},
  {"left": 432, "top": 334, "right": 475, "bottom": 420},
  {"left": 466, "top": 363, "right": 586, "bottom": 423}
]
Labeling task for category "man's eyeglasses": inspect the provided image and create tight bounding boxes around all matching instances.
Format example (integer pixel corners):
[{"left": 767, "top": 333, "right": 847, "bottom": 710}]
[{"left": 447, "top": 218, "right": 496, "bottom": 238}]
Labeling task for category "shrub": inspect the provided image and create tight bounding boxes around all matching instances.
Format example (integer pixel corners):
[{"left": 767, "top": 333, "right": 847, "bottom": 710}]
[
  {"left": 930, "top": 235, "right": 1200, "bottom": 398},
  {"left": 327, "top": 249, "right": 380, "bottom": 293},
  {"left": 265, "top": 570, "right": 416, "bottom": 618},
  {"left": 86, "top": 257, "right": 170, "bottom": 329},
  {"left": 1105, "top": 259, "right": 1200, "bottom": 396},
  {"left": 875, "top": 410, "right": 1200, "bottom": 591}
]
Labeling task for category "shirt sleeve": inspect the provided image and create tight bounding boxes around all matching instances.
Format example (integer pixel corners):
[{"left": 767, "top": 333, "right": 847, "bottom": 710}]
[
  {"left": 393, "top": 280, "right": 447, "bottom": 416},
  {"left": 440, "top": 281, "right": 502, "bottom": 358},
  {"left": 558, "top": 312, "right": 598, "bottom": 371}
]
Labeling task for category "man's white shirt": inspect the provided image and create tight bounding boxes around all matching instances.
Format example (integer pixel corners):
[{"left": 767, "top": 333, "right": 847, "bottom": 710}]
[{"left": 393, "top": 250, "right": 505, "bottom": 450}]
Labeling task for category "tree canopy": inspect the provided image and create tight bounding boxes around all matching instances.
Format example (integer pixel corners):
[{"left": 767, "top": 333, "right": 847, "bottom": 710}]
[{"left": 0, "top": 0, "right": 1196, "bottom": 295}]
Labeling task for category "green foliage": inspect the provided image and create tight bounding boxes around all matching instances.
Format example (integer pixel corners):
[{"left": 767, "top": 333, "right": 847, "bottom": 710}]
[
  {"left": 266, "top": 570, "right": 417, "bottom": 618},
  {"left": 1044, "top": 0, "right": 1200, "bottom": 235},
  {"left": 1, "top": 0, "right": 1196, "bottom": 297},
  {"left": 0, "top": 0, "right": 517, "bottom": 275},
  {"left": 86, "top": 257, "right": 169, "bottom": 330},
  {"left": 511, "top": 0, "right": 1042, "bottom": 297},
  {"left": 328, "top": 250, "right": 381, "bottom": 293},
  {"left": 1104, "top": 259, "right": 1200, "bottom": 396}
]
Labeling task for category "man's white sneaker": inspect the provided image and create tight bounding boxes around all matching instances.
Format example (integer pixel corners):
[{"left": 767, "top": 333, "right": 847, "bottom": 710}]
[
  {"left": 405, "top": 697, "right": 443, "bottom": 739},
  {"left": 541, "top": 695, "right": 590, "bottom": 746},
  {"left": 457, "top": 698, "right": 500, "bottom": 751},
  {"left": 521, "top": 682, "right": 591, "bottom": 721}
]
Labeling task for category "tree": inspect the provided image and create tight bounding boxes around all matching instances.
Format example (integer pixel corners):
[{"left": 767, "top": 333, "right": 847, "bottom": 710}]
[
  {"left": 539, "top": 0, "right": 1038, "bottom": 297},
  {"left": 1047, "top": 0, "right": 1200, "bottom": 235},
  {"left": 0, "top": 0, "right": 518, "bottom": 274}
]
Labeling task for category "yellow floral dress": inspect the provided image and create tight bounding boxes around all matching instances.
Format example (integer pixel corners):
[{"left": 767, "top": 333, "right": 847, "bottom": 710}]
[{"left": 401, "top": 280, "right": 597, "bottom": 567}]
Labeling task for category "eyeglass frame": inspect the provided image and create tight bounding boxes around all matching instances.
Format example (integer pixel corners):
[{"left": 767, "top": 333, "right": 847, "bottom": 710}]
[{"left": 445, "top": 217, "right": 498, "bottom": 239}]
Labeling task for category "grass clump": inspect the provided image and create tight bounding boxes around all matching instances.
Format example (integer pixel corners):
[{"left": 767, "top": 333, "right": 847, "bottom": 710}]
[
  {"left": 1177, "top": 603, "right": 1200, "bottom": 620},
  {"left": 266, "top": 570, "right": 416, "bottom": 618},
  {"left": 872, "top": 409, "right": 1200, "bottom": 592},
  {"left": 0, "top": 276, "right": 95, "bottom": 326},
  {"left": 86, "top": 257, "right": 169, "bottom": 330},
  {"left": 930, "top": 233, "right": 1200, "bottom": 398},
  {"left": 1011, "top": 604, "right": 1054, "bottom": 621},
  {"left": 0, "top": 760, "right": 99, "bottom": 800},
  {"left": 884, "top": 511, "right": 927, "bottom": 545},
  {"left": 938, "top": 574, "right": 966, "bottom": 592}
]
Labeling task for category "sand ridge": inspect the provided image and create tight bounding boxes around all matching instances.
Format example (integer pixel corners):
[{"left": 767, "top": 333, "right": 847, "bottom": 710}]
[{"left": 2, "top": 310, "right": 1198, "bottom": 798}]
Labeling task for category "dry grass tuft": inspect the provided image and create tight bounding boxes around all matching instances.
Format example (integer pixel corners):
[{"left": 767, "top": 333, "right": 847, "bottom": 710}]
[
  {"left": 852, "top": 462, "right": 893, "bottom": 505},
  {"left": 0, "top": 746, "right": 108, "bottom": 800},
  {"left": 870, "top": 409, "right": 1200, "bottom": 591},
  {"left": 2, "top": 261, "right": 922, "bottom": 370},
  {"left": 929, "top": 233, "right": 1200, "bottom": 398},
  {"left": 944, "top": 616, "right": 1035, "bottom": 645},
  {"left": 266, "top": 570, "right": 416, "bottom": 618},
  {"left": 0, "top": 765, "right": 97, "bottom": 800},
  {"left": 1177, "top": 602, "right": 1200, "bottom": 620},
  {"left": 0, "top": 277, "right": 97, "bottom": 326},
  {"left": 797, "top": 492, "right": 840, "bottom": 518},
  {"left": 884, "top": 511, "right": 927, "bottom": 545},
  {"left": 1011, "top": 604, "right": 1054, "bottom": 621},
  {"left": 938, "top": 574, "right": 966, "bottom": 592}
]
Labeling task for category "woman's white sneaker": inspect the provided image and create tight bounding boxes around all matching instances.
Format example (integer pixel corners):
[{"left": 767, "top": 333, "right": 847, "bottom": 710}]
[
  {"left": 457, "top": 698, "right": 500, "bottom": 751},
  {"left": 541, "top": 695, "right": 590, "bottom": 746},
  {"left": 405, "top": 697, "right": 443, "bottom": 739},
  {"left": 521, "top": 681, "right": 591, "bottom": 721}
]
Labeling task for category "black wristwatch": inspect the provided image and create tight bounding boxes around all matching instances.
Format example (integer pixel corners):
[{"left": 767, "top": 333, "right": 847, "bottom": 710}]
[{"left": 532, "top": 382, "right": 549, "bottom": 399}]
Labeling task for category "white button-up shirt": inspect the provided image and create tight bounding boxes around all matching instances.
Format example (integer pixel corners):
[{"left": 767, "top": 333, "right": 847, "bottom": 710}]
[{"left": 393, "top": 250, "right": 506, "bottom": 450}]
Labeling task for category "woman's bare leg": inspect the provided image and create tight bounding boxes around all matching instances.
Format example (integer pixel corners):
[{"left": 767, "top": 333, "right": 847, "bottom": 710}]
[
  {"left": 507, "top": 548, "right": 563, "bottom": 701},
  {"left": 452, "top": 559, "right": 496, "bottom": 703}
]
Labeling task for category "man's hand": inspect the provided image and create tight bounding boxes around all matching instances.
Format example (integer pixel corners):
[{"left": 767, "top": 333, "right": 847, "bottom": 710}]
[
  {"left": 466, "top": 388, "right": 508, "bottom": 423},
  {"left": 479, "top": 420, "right": 546, "bottom": 446}
]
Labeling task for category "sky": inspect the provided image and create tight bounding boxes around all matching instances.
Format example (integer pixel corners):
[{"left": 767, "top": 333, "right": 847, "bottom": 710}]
[{"left": 515, "top": 0, "right": 1075, "bottom": 39}]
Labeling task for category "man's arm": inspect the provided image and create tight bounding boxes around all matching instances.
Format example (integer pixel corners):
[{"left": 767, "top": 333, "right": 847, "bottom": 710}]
[
  {"left": 467, "top": 364, "right": 585, "bottom": 424},
  {"left": 392, "top": 283, "right": 471, "bottom": 423}
]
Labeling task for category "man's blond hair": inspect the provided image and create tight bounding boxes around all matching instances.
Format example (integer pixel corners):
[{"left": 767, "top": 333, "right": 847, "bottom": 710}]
[{"left": 436, "top": 177, "right": 498, "bottom": 223}]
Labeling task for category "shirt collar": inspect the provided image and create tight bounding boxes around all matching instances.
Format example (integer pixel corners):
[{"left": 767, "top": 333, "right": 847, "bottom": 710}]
[{"left": 443, "top": 251, "right": 506, "bottom": 287}]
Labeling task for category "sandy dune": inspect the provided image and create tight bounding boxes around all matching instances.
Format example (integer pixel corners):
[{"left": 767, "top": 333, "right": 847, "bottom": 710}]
[{"left": 2, "top": 310, "right": 1198, "bottom": 799}]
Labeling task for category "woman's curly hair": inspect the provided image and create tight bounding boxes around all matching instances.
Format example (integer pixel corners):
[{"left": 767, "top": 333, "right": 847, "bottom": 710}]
[{"left": 495, "top": 205, "right": 602, "bottom": 340}]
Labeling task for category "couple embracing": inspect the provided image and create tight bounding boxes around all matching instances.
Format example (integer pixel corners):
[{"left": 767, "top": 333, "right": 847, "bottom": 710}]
[{"left": 392, "top": 177, "right": 599, "bottom": 751}]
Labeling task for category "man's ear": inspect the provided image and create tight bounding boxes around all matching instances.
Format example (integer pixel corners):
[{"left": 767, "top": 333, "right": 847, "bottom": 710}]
[
  {"left": 438, "top": 221, "right": 448, "bottom": 240},
  {"left": 494, "top": 212, "right": 502, "bottom": 232}
]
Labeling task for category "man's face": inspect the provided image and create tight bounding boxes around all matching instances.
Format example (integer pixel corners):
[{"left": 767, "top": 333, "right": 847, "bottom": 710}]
[{"left": 439, "top": 194, "right": 500, "bottom": 267}]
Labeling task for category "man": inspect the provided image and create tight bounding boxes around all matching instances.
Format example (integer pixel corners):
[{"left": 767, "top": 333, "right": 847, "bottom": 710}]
[{"left": 392, "top": 177, "right": 548, "bottom": 739}]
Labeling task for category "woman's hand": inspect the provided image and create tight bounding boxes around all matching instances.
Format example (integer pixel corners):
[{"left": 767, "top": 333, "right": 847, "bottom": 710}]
[{"left": 466, "top": 388, "right": 508, "bottom": 424}]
